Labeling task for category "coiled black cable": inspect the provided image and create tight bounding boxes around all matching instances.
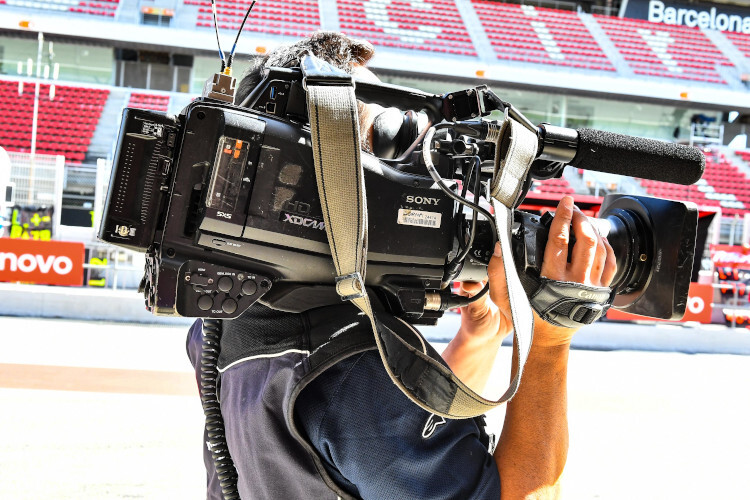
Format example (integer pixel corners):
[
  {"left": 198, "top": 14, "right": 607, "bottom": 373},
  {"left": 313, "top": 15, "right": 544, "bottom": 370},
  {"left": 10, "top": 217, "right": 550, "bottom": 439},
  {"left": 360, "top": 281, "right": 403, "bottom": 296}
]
[{"left": 200, "top": 318, "right": 240, "bottom": 500}]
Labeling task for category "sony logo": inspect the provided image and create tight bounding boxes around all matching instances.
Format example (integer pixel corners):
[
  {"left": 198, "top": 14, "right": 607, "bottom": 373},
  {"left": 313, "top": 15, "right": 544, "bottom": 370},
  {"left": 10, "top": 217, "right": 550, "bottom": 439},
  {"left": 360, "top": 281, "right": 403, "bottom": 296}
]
[
  {"left": 405, "top": 195, "right": 440, "bottom": 206},
  {"left": 0, "top": 252, "right": 74, "bottom": 275},
  {"left": 216, "top": 211, "right": 233, "bottom": 220},
  {"left": 282, "top": 213, "right": 325, "bottom": 230}
]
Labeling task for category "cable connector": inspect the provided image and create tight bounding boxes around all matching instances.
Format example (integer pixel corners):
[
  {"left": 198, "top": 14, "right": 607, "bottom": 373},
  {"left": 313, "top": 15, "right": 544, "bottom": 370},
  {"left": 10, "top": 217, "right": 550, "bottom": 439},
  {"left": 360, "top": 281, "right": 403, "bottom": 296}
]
[
  {"left": 202, "top": 71, "right": 237, "bottom": 103},
  {"left": 424, "top": 283, "right": 490, "bottom": 312}
]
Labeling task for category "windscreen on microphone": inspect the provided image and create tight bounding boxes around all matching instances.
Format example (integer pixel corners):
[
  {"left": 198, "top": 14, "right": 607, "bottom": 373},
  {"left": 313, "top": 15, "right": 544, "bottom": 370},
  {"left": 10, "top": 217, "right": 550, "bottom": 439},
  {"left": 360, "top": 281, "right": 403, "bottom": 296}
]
[{"left": 571, "top": 129, "right": 705, "bottom": 185}]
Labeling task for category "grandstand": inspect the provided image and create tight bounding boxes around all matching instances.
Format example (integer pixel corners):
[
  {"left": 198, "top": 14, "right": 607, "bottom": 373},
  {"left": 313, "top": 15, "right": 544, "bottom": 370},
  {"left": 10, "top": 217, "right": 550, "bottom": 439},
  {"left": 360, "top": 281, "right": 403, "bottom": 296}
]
[
  {"left": 190, "top": 0, "right": 320, "bottom": 36},
  {"left": 0, "top": 80, "right": 108, "bottom": 162},
  {"left": 473, "top": 1, "right": 614, "bottom": 72},
  {"left": 0, "top": 0, "right": 750, "bottom": 266},
  {"left": 338, "top": 0, "right": 477, "bottom": 56}
]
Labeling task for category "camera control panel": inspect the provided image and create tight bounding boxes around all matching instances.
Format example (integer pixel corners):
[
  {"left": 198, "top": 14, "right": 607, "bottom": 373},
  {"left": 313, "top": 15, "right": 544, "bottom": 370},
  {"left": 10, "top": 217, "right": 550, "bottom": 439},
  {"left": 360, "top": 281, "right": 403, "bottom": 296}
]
[{"left": 176, "top": 261, "right": 271, "bottom": 318}]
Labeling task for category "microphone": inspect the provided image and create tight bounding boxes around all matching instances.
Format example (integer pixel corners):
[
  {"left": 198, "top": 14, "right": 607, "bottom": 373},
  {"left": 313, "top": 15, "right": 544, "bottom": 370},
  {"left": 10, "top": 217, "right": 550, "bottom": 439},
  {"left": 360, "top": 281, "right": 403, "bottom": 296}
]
[{"left": 539, "top": 125, "right": 705, "bottom": 185}]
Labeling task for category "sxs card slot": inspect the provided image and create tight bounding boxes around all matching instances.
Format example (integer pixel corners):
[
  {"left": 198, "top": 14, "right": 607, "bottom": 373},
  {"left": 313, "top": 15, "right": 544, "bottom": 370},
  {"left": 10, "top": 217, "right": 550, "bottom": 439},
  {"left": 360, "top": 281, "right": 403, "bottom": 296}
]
[{"left": 206, "top": 136, "right": 250, "bottom": 213}]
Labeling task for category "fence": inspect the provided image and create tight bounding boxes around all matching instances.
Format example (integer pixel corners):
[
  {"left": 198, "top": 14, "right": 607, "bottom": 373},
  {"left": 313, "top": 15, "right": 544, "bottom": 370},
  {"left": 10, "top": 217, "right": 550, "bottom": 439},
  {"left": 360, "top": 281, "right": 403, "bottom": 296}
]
[{"left": 6, "top": 151, "right": 64, "bottom": 235}]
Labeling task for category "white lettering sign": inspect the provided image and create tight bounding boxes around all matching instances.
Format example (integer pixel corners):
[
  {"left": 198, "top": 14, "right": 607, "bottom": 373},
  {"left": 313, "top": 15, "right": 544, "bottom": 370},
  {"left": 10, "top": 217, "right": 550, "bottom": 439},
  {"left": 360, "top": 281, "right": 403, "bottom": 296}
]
[
  {"left": 0, "top": 253, "right": 74, "bottom": 275},
  {"left": 647, "top": 0, "right": 750, "bottom": 34}
]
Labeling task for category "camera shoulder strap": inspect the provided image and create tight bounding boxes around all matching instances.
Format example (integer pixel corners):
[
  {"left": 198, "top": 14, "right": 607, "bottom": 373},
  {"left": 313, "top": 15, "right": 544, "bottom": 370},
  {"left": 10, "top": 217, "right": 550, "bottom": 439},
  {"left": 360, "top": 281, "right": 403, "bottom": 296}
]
[{"left": 302, "top": 55, "right": 536, "bottom": 419}]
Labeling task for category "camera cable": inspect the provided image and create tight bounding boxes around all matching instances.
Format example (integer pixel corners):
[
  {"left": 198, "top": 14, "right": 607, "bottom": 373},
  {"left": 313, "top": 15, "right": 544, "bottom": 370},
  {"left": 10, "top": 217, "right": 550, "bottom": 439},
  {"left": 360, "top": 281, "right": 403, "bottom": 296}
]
[
  {"left": 200, "top": 319, "right": 240, "bottom": 500},
  {"left": 447, "top": 156, "right": 483, "bottom": 283},
  {"left": 422, "top": 128, "right": 497, "bottom": 291}
]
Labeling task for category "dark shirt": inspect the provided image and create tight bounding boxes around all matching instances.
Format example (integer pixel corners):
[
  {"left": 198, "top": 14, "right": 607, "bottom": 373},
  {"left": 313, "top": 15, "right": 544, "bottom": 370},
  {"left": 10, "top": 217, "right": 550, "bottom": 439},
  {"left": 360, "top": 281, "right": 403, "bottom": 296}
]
[
  {"left": 188, "top": 305, "right": 501, "bottom": 499},
  {"left": 295, "top": 349, "right": 501, "bottom": 499}
]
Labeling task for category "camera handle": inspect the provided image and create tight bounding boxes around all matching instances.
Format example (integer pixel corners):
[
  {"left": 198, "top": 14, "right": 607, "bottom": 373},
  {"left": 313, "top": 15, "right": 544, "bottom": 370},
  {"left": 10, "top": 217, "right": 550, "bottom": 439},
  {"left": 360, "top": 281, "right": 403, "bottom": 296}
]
[{"left": 302, "top": 54, "right": 539, "bottom": 418}]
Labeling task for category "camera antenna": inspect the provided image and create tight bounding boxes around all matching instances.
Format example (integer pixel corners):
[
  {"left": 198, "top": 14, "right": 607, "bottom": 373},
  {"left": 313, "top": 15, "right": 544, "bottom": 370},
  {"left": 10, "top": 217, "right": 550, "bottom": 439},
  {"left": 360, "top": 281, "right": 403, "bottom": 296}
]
[
  {"left": 203, "top": 0, "right": 256, "bottom": 102},
  {"left": 210, "top": 0, "right": 226, "bottom": 71},
  {"left": 227, "top": 0, "right": 257, "bottom": 71}
]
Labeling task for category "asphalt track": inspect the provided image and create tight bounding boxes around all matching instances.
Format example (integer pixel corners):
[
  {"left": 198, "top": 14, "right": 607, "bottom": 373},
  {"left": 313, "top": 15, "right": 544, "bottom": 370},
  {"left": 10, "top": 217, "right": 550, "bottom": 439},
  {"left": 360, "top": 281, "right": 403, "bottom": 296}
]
[{"left": 1, "top": 316, "right": 749, "bottom": 499}]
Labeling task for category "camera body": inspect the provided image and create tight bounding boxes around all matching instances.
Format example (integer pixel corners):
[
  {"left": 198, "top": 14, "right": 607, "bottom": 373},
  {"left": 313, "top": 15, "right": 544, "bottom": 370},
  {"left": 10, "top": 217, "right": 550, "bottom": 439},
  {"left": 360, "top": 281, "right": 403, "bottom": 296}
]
[
  {"left": 100, "top": 101, "right": 488, "bottom": 323},
  {"left": 100, "top": 71, "right": 699, "bottom": 324}
]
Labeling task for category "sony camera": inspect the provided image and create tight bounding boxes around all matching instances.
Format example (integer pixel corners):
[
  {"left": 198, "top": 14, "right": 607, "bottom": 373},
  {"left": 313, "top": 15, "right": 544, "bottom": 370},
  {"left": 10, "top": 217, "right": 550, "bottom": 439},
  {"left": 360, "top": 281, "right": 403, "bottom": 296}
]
[{"left": 99, "top": 67, "right": 702, "bottom": 324}]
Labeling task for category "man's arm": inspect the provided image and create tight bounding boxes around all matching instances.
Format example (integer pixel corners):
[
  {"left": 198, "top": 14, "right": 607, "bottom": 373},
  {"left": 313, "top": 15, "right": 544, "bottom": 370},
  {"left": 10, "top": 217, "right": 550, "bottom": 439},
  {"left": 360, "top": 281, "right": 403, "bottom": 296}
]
[{"left": 442, "top": 196, "right": 616, "bottom": 499}]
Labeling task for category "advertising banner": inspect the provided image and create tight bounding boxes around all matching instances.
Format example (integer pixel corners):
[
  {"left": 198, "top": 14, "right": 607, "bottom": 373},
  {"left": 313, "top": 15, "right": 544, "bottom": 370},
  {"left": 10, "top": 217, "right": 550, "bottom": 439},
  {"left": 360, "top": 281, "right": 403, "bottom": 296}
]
[
  {"left": 0, "top": 238, "right": 84, "bottom": 286},
  {"left": 622, "top": 0, "right": 750, "bottom": 34},
  {"left": 709, "top": 244, "right": 750, "bottom": 268},
  {"left": 606, "top": 282, "right": 713, "bottom": 323}
]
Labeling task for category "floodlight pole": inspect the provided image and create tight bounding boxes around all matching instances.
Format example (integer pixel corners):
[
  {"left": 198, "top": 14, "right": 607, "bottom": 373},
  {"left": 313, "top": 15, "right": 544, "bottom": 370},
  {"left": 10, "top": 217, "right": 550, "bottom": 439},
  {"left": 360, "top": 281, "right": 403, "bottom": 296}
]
[
  {"left": 27, "top": 32, "right": 45, "bottom": 203},
  {"left": 30, "top": 32, "right": 43, "bottom": 159},
  {"left": 25, "top": 32, "right": 58, "bottom": 204}
]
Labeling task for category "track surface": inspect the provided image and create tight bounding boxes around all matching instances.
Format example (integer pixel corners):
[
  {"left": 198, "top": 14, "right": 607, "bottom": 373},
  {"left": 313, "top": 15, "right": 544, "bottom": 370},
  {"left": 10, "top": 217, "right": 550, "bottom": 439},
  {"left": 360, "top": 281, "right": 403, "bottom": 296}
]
[{"left": 1, "top": 316, "right": 749, "bottom": 499}]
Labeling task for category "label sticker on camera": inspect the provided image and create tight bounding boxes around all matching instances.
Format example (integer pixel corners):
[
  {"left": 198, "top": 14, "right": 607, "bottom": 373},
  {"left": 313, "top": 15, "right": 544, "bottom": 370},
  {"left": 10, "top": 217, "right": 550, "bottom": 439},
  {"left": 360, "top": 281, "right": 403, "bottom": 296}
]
[
  {"left": 397, "top": 209, "right": 441, "bottom": 228},
  {"left": 141, "top": 122, "right": 164, "bottom": 137}
]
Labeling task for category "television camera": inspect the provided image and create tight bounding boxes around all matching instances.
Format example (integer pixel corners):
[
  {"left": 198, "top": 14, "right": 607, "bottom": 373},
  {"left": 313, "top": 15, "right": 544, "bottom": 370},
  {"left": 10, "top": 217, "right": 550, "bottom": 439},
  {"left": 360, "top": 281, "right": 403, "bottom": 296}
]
[{"left": 99, "top": 66, "right": 703, "bottom": 325}]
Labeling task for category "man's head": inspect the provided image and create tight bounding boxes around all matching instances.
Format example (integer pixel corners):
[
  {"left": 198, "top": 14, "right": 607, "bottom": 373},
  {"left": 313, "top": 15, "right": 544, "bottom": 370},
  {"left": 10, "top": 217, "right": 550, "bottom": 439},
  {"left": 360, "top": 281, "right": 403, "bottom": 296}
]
[
  {"left": 236, "top": 31, "right": 376, "bottom": 105},
  {"left": 236, "top": 31, "right": 391, "bottom": 153}
]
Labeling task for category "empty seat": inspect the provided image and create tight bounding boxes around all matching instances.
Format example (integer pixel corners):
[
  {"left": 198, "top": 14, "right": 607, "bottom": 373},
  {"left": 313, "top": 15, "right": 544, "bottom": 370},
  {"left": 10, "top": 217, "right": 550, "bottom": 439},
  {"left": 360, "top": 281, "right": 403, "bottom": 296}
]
[
  {"left": 472, "top": 1, "right": 614, "bottom": 71},
  {"left": 0, "top": 80, "right": 109, "bottom": 164},
  {"left": 337, "top": 0, "right": 477, "bottom": 57},
  {"left": 193, "top": 0, "right": 320, "bottom": 34},
  {"left": 595, "top": 14, "right": 731, "bottom": 85}
]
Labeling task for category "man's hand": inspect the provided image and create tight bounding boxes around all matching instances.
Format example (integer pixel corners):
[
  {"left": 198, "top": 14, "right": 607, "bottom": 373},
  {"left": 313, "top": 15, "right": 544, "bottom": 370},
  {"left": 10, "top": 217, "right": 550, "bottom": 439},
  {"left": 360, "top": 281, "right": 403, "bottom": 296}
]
[
  {"left": 494, "top": 195, "right": 618, "bottom": 500},
  {"left": 533, "top": 195, "right": 616, "bottom": 346}
]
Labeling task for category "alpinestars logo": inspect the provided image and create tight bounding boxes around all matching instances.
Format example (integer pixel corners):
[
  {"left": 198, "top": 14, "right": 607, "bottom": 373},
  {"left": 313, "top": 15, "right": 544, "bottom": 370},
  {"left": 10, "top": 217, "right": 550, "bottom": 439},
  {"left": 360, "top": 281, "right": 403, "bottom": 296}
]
[
  {"left": 281, "top": 212, "right": 325, "bottom": 231},
  {"left": 422, "top": 413, "right": 446, "bottom": 439}
]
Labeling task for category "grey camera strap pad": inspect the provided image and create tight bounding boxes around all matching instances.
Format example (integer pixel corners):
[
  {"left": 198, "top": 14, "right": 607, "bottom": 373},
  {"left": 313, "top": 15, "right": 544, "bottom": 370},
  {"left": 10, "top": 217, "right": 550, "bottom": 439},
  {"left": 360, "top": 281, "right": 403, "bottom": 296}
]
[{"left": 303, "top": 55, "right": 537, "bottom": 418}]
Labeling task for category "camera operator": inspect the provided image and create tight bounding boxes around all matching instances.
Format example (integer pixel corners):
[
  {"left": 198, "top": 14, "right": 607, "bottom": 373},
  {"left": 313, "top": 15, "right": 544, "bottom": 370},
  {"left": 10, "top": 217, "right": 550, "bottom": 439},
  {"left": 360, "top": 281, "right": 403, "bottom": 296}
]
[{"left": 186, "top": 32, "right": 616, "bottom": 500}]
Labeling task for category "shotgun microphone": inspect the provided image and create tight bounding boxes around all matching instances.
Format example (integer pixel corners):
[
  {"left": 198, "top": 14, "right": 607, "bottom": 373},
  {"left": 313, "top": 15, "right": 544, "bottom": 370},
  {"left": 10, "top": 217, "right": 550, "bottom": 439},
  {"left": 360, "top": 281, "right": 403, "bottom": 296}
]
[{"left": 538, "top": 124, "right": 705, "bottom": 185}]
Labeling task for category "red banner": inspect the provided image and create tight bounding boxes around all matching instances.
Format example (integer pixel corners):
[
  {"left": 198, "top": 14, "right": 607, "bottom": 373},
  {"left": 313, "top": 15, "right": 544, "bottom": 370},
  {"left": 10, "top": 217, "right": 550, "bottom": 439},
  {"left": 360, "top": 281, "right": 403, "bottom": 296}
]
[
  {"left": 606, "top": 282, "right": 713, "bottom": 323},
  {"left": 0, "top": 239, "right": 84, "bottom": 286},
  {"left": 710, "top": 244, "right": 750, "bottom": 268}
]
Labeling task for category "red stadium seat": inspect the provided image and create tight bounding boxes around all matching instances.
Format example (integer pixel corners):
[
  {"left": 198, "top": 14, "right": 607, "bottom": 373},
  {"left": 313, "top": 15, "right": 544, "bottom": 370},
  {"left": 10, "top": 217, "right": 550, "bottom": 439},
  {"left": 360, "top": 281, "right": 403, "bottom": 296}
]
[
  {"left": 0, "top": 80, "right": 109, "bottom": 162},
  {"left": 337, "top": 0, "right": 477, "bottom": 57},
  {"left": 472, "top": 1, "right": 614, "bottom": 71}
]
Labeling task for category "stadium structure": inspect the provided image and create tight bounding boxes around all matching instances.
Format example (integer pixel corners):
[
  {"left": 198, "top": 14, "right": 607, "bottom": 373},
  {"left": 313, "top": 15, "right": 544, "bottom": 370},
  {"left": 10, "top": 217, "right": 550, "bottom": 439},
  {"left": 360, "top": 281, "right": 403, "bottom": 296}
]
[{"left": 1, "top": 0, "right": 750, "bottom": 323}]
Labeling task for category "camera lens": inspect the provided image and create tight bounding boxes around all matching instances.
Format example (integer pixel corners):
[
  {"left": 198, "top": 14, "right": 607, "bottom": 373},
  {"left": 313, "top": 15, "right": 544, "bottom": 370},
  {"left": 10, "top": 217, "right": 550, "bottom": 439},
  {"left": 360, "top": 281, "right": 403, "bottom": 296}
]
[{"left": 595, "top": 207, "right": 652, "bottom": 297}]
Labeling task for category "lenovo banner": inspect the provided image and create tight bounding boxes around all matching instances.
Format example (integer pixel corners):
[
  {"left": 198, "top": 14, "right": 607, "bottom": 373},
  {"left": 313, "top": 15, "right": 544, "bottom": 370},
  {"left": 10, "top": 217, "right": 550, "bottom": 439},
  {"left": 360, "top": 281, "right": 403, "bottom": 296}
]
[
  {"left": 622, "top": 0, "right": 750, "bottom": 34},
  {"left": 0, "top": 239, "right": 84, "bottom": 286}
]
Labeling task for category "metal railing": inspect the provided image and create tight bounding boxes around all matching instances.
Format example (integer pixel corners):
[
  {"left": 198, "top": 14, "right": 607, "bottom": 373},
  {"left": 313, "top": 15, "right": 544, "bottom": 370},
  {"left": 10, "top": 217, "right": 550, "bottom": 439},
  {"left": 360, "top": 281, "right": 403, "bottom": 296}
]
[{"left": 81, "top": 242, "right": 143, "bottom": 290}]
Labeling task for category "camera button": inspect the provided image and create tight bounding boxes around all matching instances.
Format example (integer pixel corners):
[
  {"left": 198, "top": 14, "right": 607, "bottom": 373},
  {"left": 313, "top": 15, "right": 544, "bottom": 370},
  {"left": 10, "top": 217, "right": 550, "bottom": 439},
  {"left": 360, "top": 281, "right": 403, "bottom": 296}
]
[
  {"left": 218, "top": 276, "right": 234, "bottom": 292},
  {"left": 222, "top": 298, "right": 238, "bottom": 314},
  {"left": 241, "top": 280, "right": 257, "bottom": 296},
  {"left": 197, "top": 295, "right": 213, "bottom": 311}
]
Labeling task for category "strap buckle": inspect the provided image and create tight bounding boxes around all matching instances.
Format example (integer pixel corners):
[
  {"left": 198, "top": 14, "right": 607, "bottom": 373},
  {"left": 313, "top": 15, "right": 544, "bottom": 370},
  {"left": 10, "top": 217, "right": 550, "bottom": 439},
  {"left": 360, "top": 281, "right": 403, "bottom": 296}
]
[
  {"left": 568, "top": 303, "right": 604, "bottom": 325},
  {"left": 335, "top": 272, "right": 366, "bottom": 301},
  {"left": 300, "top": 55, "right": 355, "bottom": 91}
]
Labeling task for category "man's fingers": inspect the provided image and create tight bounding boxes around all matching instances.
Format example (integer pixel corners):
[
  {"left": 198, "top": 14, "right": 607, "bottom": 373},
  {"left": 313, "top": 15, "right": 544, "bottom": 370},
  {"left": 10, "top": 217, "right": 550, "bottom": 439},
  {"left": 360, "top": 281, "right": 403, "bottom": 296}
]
[
  {"left": 569, "top": 207, "right": 600, "bottom": 284},
  {"left": 599, "top": 237, "right": 617, "bottom": 287},
  {"left": 487, "top": 242, "right": 510, "bottom": 310},
  {"left": 460, "top": 281, "right": 484, "bottom": 296},
  {"left": 541, "top": 196, "right": 574, "bottom": 281}
]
